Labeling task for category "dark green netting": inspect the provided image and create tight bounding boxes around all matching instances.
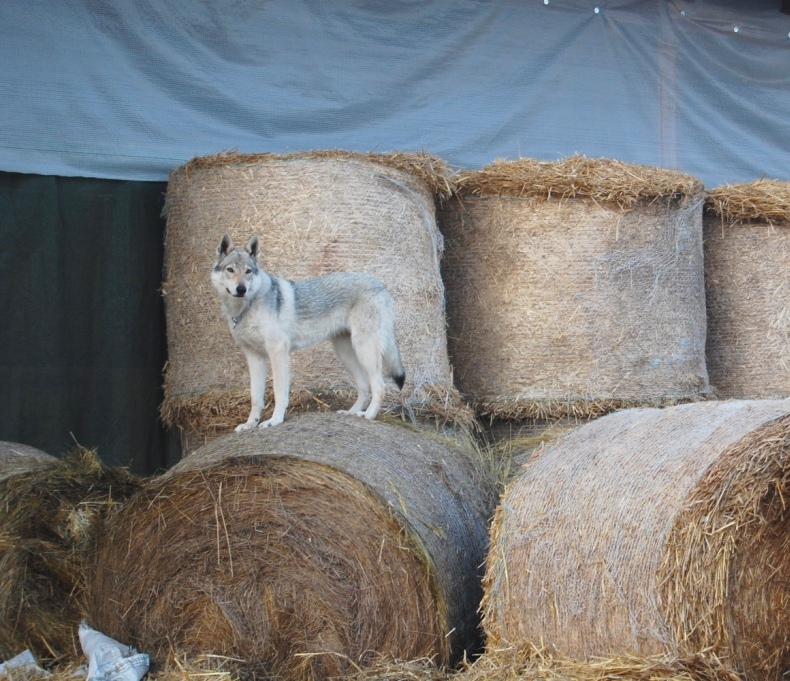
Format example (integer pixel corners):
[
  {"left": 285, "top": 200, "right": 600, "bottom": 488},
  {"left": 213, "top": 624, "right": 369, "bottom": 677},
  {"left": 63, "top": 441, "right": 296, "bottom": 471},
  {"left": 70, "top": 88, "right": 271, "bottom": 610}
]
[{"left": 0, "top": 172, "right": 180, "bottom": 474}]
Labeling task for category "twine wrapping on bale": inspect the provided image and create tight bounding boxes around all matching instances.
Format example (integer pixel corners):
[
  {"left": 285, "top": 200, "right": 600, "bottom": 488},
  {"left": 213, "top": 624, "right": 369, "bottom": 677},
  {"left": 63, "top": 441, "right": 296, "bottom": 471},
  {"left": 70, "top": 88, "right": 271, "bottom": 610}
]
[
  {"left": 0, "top": 447, "right": 142, "bottom": 664},
  {"left": 483, "top": 399, "right": 790, "bottom": 681},
  {"left": 161, "top": 150, "right": 472, "bottom": 448},
  {"left": 704, "top": 180, "right": 790, "bottom": 399},
  {"left": 438, "top": 155, "right": 709, "bottom": 421},
  {"left": 87, "top": 413, "right": 494, "bottom": 680}
]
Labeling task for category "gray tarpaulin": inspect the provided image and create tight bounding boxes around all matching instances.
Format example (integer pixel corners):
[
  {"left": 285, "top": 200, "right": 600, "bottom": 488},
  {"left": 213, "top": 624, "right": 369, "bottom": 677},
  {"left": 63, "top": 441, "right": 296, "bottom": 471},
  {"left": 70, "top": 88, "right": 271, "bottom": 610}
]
[{"left": 1, "top": 0, "right": 789, "bottom": 187}]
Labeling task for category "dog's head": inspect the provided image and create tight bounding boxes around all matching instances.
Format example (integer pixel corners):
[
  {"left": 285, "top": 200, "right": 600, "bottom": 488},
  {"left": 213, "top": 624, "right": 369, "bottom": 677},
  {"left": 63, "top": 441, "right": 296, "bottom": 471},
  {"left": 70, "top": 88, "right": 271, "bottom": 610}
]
[{"left": 211, "top": 234, "right": 262, "bottom": 300}]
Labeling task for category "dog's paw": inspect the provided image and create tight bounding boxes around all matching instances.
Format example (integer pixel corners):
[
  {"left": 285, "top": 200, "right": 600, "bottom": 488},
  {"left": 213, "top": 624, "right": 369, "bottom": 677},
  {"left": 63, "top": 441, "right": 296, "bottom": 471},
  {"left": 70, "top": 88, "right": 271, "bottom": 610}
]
[
  {"left": 337, "top": 408, "right": 364, "bottom": 416},
  {"left": 235, "top": 421, "right": 258, "bottom": 433},
  {"left": 259, "top": 416, "right": 284, "bottom": 428}
]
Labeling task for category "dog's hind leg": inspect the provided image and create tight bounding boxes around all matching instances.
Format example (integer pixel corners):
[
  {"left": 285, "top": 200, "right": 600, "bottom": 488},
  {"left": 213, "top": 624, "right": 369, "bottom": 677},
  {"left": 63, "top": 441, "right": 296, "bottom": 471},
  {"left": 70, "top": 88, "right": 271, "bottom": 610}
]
[
  {"left": 350, "top": 334, "right": 386, "bottom": 420},
  {"left": 237, "top": 350, "right": 267, "bottom": 432},
  {"left": 332, "top": 334, "right": 371, "bottom": 415}
]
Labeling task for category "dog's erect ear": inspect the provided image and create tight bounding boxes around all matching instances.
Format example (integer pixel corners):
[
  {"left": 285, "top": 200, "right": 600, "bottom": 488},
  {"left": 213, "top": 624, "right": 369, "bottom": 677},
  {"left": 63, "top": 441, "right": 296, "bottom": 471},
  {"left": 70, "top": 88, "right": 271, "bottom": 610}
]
[
  {"left": 217, "top": 234, "right": 233, "bottom": 259},
  {"left": 246, "top": 235, "right": 260, "bottom": 259}
]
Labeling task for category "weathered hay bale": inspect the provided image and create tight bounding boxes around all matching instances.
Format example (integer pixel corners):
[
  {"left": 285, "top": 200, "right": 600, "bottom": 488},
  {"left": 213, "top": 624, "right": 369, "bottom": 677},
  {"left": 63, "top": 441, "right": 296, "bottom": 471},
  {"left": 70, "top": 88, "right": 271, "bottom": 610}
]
[
  {"left": 0, "top": 441, "right": 56, "bottom": 481},
  {"left": 483, "top": 399, "right": 790, "bottom": 681},
  {"left": 161, "top": 150, "right": 472, "bottom": 440},
  {"left": 87, "top": 413, "right": 494, "bottom": 680},
  {"left": 704, "top": 180, "right": 790, "bottom": 398},
  {"left": 0, "top": 448, "right": 142, "bottom": 664},
  {"left": 438, "top": 155, "right": 709, "bottom": 420}
]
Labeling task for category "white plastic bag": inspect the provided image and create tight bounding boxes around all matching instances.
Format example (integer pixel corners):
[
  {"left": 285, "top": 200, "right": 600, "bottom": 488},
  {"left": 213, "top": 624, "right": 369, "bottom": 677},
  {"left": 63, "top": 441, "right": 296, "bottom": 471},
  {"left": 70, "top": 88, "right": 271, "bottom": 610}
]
[
  {"left": 78, "top": 623, "right": 148, "bottom": 681},
  {"left": 0, "top": 650, "right": 48, "bottom": 677}
]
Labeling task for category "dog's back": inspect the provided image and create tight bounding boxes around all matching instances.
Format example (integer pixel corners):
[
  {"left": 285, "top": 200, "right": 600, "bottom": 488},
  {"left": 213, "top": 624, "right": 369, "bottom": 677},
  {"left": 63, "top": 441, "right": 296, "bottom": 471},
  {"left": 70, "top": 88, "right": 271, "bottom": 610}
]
[{"left": 289, "top": 273, "right": 403, "bottom": 380}]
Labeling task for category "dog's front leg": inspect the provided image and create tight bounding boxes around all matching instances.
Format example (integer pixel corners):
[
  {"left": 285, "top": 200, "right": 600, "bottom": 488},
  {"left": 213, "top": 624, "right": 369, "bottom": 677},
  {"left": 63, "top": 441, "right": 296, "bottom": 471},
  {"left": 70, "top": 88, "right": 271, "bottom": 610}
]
[
  {"left": 259, "top": 342, "right": 290, "bottom": 428},
  {"left": 236, "top": 350, "right": 268, "bottom": 432}
]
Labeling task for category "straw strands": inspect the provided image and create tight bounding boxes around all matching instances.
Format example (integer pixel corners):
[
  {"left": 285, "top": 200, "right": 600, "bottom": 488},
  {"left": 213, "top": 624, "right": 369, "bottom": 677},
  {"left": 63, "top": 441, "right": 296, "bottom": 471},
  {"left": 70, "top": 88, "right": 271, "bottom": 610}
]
[
  {"left": 454, "top": 645, "right": 742, "bottom": 681},
  {"left": 181, "top": 150, "right": 455, "bottom": 200},
  {"left": 439, "top": 156, "right": 709, "bottom": 421},
  {"left": 87, "top": 413, "right": 494, "bottom": 680},
  {"left": 703, "top": 181, "right": 790, "bottom": 399},
  {"left": 3, "top": 645, "right": 745, "bottom": 681},
  {"left": 483, "top": 400, "right": 790, "bottom": 681},
  {"left": 0, "top": 448, "right": 142, "bottom": 664},
  {"left": 454, "top": 155, "right": 703, "bottom": 207},
  {"left": 705, "top": 180, "right": 790, "bottom": 226},
  {"left": 161, "top": 150, "right": 471, "bottom": 445}
]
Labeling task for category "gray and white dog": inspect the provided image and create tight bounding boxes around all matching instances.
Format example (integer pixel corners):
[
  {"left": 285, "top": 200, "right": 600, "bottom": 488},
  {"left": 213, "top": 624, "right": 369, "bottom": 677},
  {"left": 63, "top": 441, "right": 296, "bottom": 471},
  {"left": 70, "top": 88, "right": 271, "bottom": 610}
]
[{"left": 211, "top": 234, "right": 405, "bottom": 429}]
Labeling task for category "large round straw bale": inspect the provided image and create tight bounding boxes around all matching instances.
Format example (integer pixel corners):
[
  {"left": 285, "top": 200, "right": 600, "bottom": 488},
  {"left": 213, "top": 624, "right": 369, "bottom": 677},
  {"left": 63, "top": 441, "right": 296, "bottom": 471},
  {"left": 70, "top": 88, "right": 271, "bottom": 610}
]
[
  {"left": 88, "top": 413, "right": 494, "bottom": 680},
  {"left": 0, "top": 441, "right": 56, "bottom": 481},
  {"left": 704, "top": 180, "right": 790, "bottom": 399},
  {"left": 0, "top": 448, "right": 142, "bottom": 664},
  {"left": 438, "top": 155, "right": 709, "bottom": 420},
  {"left": 483, "top": 399, "right": 790, "bottom": 681},
  {"left": 161, "top": 150, "right": 471, "bottom": 441}
]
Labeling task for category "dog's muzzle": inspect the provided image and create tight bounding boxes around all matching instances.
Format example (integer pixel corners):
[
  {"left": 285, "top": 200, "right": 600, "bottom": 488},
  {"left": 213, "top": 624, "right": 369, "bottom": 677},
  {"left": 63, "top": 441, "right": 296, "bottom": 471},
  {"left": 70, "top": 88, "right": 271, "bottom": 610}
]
[{"left": 231, "top": 285, "right": 246, "bottom": 297}]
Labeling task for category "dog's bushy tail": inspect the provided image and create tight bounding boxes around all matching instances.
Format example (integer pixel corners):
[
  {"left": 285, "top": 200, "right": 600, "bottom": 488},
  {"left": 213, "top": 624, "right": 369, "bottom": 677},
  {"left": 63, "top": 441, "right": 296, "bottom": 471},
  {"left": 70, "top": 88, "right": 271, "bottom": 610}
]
[
  {"left": 384, "top": 335, "right": 406, "bottom": 391},
  {"left": 392, "top": 369, "right": 406, "bottom": 391}
]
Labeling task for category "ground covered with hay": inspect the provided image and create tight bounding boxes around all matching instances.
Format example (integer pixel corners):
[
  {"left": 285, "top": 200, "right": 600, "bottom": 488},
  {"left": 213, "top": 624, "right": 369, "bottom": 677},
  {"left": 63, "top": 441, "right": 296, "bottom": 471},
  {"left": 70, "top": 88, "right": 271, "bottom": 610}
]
[{"left": 0, "top": 645, "right": 746, "bottom": 681}]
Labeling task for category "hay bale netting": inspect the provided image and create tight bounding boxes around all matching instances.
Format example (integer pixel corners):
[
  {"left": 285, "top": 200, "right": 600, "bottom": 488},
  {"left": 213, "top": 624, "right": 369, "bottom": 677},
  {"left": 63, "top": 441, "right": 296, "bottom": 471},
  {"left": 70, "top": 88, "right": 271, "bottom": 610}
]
[
  {"left": 704, "top": 180, "right": 790, "bottom": 399},
  {"left": 438, "top": 155, "right": 710, "bottom": 421},
  {"left": 0, "top": 448, "right": 143, "bottom": 664},
  {"left": 87, "top": 413, "right": 494, "bottom": 680},
  {"left": 483, "top": 399, "right": 790, "bottom": 681},
  {"left": 162, "top": 150, "right": 471, "bottom": 445},
  {"left": 0, "top": 441, "right": 56, "bottom": 480}
]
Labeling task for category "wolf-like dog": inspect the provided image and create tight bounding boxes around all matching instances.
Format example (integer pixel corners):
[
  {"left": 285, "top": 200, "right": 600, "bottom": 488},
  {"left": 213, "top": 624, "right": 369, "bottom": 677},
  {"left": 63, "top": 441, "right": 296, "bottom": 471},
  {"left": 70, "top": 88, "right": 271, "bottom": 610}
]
[{"left": 211, "top": 234, "right": 406, "bottom": 430}]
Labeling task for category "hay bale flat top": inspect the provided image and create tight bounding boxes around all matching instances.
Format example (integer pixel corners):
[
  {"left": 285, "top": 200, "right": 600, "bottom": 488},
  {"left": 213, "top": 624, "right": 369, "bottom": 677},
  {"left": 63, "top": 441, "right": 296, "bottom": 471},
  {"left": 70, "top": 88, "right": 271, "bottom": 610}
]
[
  {"left": 175, "top": 149, "right": 455, "bottom": 199},
  {"left": 455, "top": 155, "right": 703, "bottom": 207},
  {"left": 483, "top": 400, "right": 790, "bottom": 680},
  {"left": 705, "top": 180, "right": 790, "bottom": 225}
]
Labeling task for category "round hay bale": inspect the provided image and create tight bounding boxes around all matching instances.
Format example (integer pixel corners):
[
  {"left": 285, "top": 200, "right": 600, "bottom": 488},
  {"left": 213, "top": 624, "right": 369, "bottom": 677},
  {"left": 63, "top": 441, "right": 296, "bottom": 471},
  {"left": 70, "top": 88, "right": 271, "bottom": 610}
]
[
  {"left": 0, "top": 441, "right": 56, "bottom": 481},
  {"left": 483, "top": 399, "right": 790, "bottom": 681},
  {"left": 438, "top": 155, "right": 710, "bottom": 420},
  {"left": 161, "top": 150, "right": 472, "bottom": 440},
  {"left": 0, "top": 448, "right": 143, "bottom": 664},
  {"left": 704, "top": 180, "right": 790, "bottom": 399},
  {"left": 88, "top": 413, "right": 494, "bottom": 679}
]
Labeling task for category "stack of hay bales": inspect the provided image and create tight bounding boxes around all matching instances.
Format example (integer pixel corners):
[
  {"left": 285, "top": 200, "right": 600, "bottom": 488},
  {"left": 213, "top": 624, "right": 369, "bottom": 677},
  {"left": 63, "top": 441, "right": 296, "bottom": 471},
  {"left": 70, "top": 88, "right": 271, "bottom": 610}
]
[
  {"left": 161, "top": 150, "right": 472, "bottom": 453},
  {"left": 0, "top": 446, "right": 142, "bottom": 664},
  {"left": 438, "top": 155, "right": 710, "bottom": 423},
  {"left": 483, "top": 400, "right": 790, "bottom": 681},
  {"left": 87, "top": 414, "right": 494, "bottom": 680},
  {"left": 704, "top": 180, "right": 790, "bottom": 398}
]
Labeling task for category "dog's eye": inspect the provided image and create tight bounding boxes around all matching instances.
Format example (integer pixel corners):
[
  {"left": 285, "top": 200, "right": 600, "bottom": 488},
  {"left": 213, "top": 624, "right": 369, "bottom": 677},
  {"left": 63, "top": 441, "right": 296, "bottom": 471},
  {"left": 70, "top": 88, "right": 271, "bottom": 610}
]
[
  {"left": 245, "top": 268, "right": 252, "bottom": 274},
  {"left": 226, "top": 267, "right": 234, "bottom": 274}
]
